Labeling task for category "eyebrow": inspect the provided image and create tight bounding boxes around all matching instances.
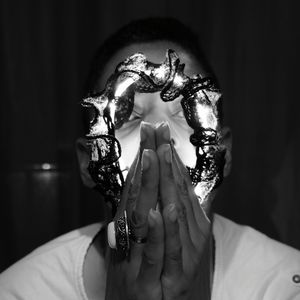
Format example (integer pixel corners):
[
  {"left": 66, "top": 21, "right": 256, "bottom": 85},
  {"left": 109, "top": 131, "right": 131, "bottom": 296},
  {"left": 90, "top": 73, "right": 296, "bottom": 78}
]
[
  {"left": 169, "top": 97, "right": 183, "bottom": 113},
  {"left": 132, "top": 101, "right": 143, "bottom": 114}
]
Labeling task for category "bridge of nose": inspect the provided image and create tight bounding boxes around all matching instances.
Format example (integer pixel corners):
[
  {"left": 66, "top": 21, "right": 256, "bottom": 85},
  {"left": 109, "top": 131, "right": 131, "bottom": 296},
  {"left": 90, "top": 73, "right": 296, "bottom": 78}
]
[
  {"left": 134, "top": 92, "right": 184, "bottom": 147},
  {"left": 135, "top": 92, "right": 172, "bottom": 123}
]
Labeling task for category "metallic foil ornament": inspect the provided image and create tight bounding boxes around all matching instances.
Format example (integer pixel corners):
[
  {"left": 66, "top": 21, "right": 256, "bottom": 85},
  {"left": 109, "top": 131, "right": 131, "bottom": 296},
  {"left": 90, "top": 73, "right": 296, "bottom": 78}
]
[{"left": 82, "top": 49, "right": 226, "bottom": 256}]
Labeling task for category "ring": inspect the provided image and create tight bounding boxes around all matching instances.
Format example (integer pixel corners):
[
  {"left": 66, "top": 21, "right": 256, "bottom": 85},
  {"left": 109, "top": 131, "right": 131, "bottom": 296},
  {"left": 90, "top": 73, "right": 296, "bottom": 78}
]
[
  {"left": 116, "top": 210, "right": 130, "bottom": 253},
  {"left": 107, "top": 210, "right": 130, "bottom": 256},
  {"left": 107, "top": 209, "right": 148, "bottom": 257}
]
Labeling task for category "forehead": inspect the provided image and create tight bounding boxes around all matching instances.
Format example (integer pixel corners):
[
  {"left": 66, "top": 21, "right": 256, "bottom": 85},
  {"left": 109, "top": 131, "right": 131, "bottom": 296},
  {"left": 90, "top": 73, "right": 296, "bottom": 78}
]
[{"left": 96, "top": 41, "right": 207, "bottom": 90}]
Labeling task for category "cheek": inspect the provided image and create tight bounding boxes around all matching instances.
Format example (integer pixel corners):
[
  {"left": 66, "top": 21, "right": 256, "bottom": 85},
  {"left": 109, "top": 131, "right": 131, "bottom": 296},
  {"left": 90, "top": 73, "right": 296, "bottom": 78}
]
[{"left": 115, "top": 122, "right": 141, "bottom": 170}]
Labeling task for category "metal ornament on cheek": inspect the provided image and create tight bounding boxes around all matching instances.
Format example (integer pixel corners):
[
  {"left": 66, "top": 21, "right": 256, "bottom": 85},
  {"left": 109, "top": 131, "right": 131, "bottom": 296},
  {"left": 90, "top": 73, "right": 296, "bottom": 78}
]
[{"left": 82, "top": 49, "right": 226, "bottom": 257}]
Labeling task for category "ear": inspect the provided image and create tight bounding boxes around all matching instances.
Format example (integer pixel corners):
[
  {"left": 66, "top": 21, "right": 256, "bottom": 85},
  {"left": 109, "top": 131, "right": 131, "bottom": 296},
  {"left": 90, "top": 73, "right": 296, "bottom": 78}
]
[
  {"left": 76, "top": 137, "right": 96, "bottom": 188},
  {"left": 220, "top": 126, "right": 232, "bottom": 178}
]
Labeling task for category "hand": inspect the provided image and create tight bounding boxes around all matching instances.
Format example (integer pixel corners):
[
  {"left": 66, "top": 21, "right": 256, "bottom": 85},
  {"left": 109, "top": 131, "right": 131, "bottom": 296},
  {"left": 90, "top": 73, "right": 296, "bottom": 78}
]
[
  {"left": 156, "top": 122, "right": 212, "bottom": 300},
  {"left": 106, "top": 122, "right": 213, "bottom": 300},
  {"left": 105, "top": 122, "right": 164, "bottom": 300}
]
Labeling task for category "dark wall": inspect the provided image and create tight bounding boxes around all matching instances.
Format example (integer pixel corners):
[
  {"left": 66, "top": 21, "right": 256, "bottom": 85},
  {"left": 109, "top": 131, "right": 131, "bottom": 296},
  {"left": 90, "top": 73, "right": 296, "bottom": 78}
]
[{"left": 1, "top": 0, "right": 300, "bottom": 271}]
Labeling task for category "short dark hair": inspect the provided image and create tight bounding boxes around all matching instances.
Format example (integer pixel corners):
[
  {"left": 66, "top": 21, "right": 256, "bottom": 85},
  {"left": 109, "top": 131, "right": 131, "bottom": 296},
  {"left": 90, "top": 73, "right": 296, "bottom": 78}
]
[
  {"left": 85, "top": 17, "right": 217, "bottom": 94},
  {"left": 83, "top": 17, "right": 223, "bottom": 130}
]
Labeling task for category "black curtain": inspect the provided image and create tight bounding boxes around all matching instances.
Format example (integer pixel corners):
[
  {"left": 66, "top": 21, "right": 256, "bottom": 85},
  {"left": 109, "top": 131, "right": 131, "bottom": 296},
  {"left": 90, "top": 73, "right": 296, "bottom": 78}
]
[{"left": 1, "top": 0, "right": 300, "bottom": 271}]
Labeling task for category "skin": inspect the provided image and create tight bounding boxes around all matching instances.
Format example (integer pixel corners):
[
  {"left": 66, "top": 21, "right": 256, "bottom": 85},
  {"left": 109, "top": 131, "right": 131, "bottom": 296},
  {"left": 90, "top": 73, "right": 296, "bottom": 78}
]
[{"left": 76, "top": 41, "right": 232, "bottom": 300}]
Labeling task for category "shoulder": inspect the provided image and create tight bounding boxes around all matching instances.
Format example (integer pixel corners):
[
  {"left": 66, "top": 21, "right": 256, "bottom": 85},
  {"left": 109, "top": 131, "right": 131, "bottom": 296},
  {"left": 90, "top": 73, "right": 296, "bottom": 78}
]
[
  {"left": 0, "top": 223, "right": 103, "bottom": 300},
  {"left": 212, "top": 214, "right": 300, "bottom": 300}
]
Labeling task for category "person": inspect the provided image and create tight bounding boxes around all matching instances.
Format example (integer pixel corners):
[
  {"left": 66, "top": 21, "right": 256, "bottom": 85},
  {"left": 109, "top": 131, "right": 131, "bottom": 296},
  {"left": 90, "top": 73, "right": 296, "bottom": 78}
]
[{"left": 1, "top": 18, "right": 300, "bottom": 300}]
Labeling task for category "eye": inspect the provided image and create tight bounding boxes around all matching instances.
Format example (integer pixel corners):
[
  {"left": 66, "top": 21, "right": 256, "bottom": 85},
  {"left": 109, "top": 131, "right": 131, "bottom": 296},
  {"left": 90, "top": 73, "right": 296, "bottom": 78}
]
[
  {"left": 172, "top": 109, "right": 185, "bottom": 119},
  {"left": 128, "top": 110, "right": 142, "bottom": 122}
]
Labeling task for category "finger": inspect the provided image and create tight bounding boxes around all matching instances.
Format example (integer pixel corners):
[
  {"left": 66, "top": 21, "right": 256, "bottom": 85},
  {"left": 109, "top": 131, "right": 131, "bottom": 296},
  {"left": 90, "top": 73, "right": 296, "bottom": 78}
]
[
  {"left": 163, "top": 203, "right": 183, "bottom": 277},
  {"left": 155, "top": 121, "right": 171, "bottom": 148},
  {"left": 135, "top": 149, "right": 159, "bottom": 218},
  {"left": 121, "top": 122, "right": 156, "bottom": 217},
  {"left": 138, "top": 209, "right": 164, "bottom": 283},
  {"left": 176, "top": 204, "right": 199, "bottom": 275},
  {"left": 113, "top": 149, "right": 141, "bottom": 225},
  {"left": 119, "top": 152, "right": 140, "bottom": 210},
  {"left": 157, "top": 143, "right": 179, "bottom": 208},
  {"left": 171, "top": 143, "right": 211, "bottom": 244},
  {"left": 130, "top": 149, "right": 159, "bottom": 258},
  {"left": 175, "top": 192, "right": 195, "bottom": 254},
  {"left": 170, "top": 141, "right": 191, "bottom": 182},
  {"left": 186, "top": 184, "right": 211, "bottom": 240},
  {"left": 126, "top": 121, "right": 156, "bottom": 200},
  {"left": 123, "top": 121, "right": 156, "bottom": 200},
  {"left": 140, "top": 121, "right": 156, "bottom": 151},
  {"left": 170, "top": 144, "right": 203, "bottom": 245},
  {"left": 171, "top": 141, "right": 210, "bottom": 224}
]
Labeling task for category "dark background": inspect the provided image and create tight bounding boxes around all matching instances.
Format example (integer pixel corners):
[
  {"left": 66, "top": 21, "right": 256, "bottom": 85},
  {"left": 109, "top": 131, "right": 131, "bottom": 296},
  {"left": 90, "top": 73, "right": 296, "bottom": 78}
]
[{"left": 1, "top": 0, "right": 300, "bottom": 272}]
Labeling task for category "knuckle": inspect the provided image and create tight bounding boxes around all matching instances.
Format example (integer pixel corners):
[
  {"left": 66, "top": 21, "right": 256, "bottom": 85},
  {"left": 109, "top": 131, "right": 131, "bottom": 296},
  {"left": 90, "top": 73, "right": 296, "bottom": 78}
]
[
  {"left": 176, "top": 179, "right": 189, "bottom": 197},
  {"left": 161, "top": 274, "right": 174, "bottom": 289},
  {"left": 194, "top": 234, "right": 208, "bottom": 250},
  {"left": 142, "top": 174, "right": 158, "bottom": 188},
  {"left": 128, "top": 182, "right": 140, "bottom": 199},
  {"left": 137, "top": 283, "right": 161, "bottom": 300},
  {"left": 166, "top": 247, "right": 182, "bottom": 262},
  {"left": 131, "top": 210, "right": 146, "bottom": 227},
  {"left": 191, "top": 250, "right": 202, "bottom": 267},
  {"left": 143, "top": 244, "right": 163, "bottom": 264},
  {"left": 147, "top": 231, "right": 163, "bottom": 244},
  {"left": 162, "top": 276, "right": 189, "bottom": 299},
  {"left": 142, "top": 250, "right": 157, "bottom": 266},
  {"left": 177, "top": 207, "right": 187, "bottom": 223},
  {"left": 127, "top": 193, "right": 137, "bottom": 204},
  {"left": 168, "top": 252, "right": 181, "bottom": 262}
]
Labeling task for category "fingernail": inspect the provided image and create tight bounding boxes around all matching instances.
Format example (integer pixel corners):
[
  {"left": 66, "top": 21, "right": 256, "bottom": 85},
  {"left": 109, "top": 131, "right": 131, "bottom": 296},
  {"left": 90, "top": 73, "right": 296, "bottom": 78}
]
[
  {"left": 161, "top": 122, "right": 170, "bottom": 141},
  {"left": 142, "top": 149, "right": 150, "bottom": 171},
  {"left": 168, "top": 203, "right": 177, "bottom": 222},
  {"left": 156, "top": 121, "right": 171, "bottom": 141},
  {"left": 148, "top": 208, "right": 157, "bottom": 227},
  {"left": 140, "top": 122, "right": 147, "bottom": 142},
  {"left": 164, "top": 144, "right": 172, "bottom": 164}
]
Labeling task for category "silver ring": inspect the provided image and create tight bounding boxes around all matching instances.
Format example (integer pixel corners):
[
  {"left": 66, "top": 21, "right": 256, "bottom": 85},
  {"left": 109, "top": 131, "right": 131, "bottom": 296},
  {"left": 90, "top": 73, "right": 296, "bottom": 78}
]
[
  {"left": 111, "top": 210, "right": 148, "bottom": 257},
  {"left": 115, "top": 210, "right": 130, "bottom": 255}
]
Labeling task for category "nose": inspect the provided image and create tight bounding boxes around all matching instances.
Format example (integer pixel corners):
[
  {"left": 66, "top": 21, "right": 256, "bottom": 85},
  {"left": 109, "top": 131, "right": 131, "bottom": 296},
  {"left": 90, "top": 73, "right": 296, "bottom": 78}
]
[
  {"left": 143, "top": 110, "right": 168, "bottom": 126},
  {"left": 136, "top": 92, "right": 181, "bottom": 147}
]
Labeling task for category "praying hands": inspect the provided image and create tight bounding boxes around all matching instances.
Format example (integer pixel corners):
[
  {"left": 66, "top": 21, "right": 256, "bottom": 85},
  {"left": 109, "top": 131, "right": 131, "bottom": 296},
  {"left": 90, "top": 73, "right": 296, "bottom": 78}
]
[{"left": 105, "top": 123, "right": 212, "bottom": 300}]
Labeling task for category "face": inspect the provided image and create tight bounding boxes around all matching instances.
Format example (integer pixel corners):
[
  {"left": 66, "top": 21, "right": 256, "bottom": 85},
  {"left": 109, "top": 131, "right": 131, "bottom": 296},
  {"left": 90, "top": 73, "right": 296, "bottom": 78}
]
[{"left": 96, "top": 41, "right": 208, "bottom": 172}]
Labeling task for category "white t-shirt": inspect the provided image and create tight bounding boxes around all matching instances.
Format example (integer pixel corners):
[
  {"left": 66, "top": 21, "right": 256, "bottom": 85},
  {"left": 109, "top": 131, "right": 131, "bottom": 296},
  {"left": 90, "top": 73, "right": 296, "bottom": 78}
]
[{"left": 0, "top": 214, "right": 300, "bottom": 299}]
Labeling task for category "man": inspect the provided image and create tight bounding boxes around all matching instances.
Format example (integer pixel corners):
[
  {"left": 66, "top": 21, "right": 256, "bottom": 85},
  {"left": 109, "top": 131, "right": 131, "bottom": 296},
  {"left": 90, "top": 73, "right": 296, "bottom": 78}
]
[{"left": 1, "top": 18, "right": 300, "bottom": 300}]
